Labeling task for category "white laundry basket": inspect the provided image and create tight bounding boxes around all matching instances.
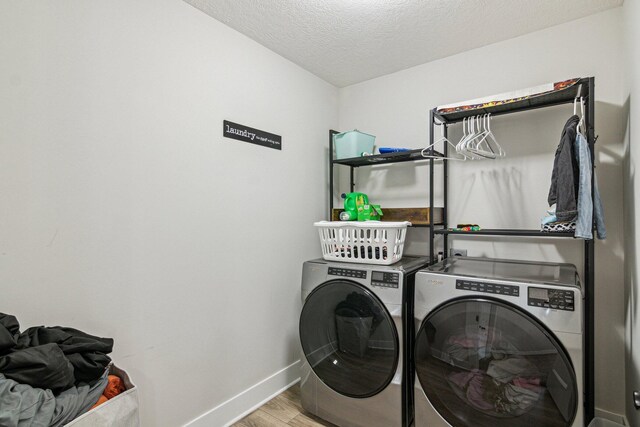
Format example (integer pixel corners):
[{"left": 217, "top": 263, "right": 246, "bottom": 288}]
[{"left": 314, "top": 221, "right": 411, "bottom": 265}]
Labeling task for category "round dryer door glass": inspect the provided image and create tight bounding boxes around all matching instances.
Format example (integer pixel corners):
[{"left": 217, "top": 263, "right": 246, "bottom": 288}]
[
  {"left": 415, "top": 298, "right": 577, "bottom": 427},
  {"left": 299, "top": 280, "right": 399, "bottom": 398}
]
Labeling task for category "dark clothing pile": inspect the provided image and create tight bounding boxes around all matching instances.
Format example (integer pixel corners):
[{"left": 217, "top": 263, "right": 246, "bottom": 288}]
[
  {"left": 334, "top": 292, "right": 385, "bottom": 357},
  {"left": 0, "top": 313, "right": 114, "bottom": 427}
]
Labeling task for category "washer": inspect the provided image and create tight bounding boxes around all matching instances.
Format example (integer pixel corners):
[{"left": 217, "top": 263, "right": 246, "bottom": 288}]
[
  {"left": 299, "top": 256, "right": 429, "bottom": 427},
  {"left": 413, "top": 257, "right": 583, "bottom": 427}
]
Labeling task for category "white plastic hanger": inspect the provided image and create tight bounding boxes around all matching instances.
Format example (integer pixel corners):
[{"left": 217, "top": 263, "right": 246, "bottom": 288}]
[
  {"left": 453, "top": 114, "right": 506, "bottom": 160},
  {"left": 475, "top": 114, "right": 505, "bottom": 158},
  {"left": 455, "top": 117, "right": 470, "bottom": 155},
  {"left": 576, "top": 97, "right": 586, "bottom": 136},
  {"left": 466, "top": 115, "right": 497, "bottom": 159},
  {"left": 457, "top": 116, "right": 483, "bottom": 158},
  {"left": 422, "top": 121, "right": 468, "bottom": 161}
]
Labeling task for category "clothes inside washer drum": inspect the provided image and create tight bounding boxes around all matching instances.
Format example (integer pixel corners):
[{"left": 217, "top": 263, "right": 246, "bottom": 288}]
[
  {"left": 442, "top": 331, "right": 543, "bottom": 418},
  {"left": 334, "top": 291, "right": 384, "bottom": 357},
  {"left": 446, "top": 368, "right": 543, "bottom": 418}
]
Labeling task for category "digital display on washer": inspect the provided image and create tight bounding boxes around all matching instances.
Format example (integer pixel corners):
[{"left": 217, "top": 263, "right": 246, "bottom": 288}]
[
  {"left": 528, "top": 286, "right": 574, "bottom": 311},
  {"left": 372, "top": 271, "right": 399, "bottom": 288},
  {"left": 529, "top": 288, "right": 548, "bottom": 300}
]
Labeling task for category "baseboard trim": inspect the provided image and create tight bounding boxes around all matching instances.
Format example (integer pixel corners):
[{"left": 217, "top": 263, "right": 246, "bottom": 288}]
[
  {"left": 185, "top": 360, "right": 301, "bottom": 427},
  {"left": 595, "top": 407, "right": 628, "bottom": 425}
]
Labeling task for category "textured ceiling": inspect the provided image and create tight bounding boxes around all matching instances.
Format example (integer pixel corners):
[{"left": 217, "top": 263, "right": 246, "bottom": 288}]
[{"left": 184, "top": 0, "right": 623, "bottom": 87}]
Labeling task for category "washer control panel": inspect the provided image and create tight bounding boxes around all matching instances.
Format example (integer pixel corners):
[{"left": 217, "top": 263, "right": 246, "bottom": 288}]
[
  {"left": 456, "top": 279, "right": 520, "bottom": 297},
  {"left": 371, "top": 271, "right": 400, "bottom": 288},
  {"left": 528, "top": 287, "right": 575, "bottom": 311},
  {"left": 328, "top": 267, "right": 367, "bottom": 279}
]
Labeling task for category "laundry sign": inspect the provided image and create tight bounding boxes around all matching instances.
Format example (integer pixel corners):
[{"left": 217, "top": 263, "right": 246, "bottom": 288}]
[{"left": 223, "top": 120, "right": 282, "bottom": 150}]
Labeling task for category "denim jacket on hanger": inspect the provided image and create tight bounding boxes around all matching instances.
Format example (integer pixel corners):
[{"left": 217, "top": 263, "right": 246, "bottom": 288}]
[
  {"left": 548, "top": 115, "right": 580, "bottom": 221},
  {"left": 574, "top": 132, "right": 606, "bottom": 239}
]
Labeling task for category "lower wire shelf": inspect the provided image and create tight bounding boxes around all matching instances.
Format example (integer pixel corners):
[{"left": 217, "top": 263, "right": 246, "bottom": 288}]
[{"left": 433, "top": 228, "right": 576, "bottom": 238}]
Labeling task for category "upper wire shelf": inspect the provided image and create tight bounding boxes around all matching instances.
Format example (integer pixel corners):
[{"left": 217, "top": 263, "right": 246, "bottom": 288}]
[{"left": 433, "top": 77, "right": 590, "bottom": 124}]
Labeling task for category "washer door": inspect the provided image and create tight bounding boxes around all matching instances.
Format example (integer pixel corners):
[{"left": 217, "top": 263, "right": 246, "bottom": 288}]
[
  {"left": 415, "top": 298, "right": 577, "bottom": 427},
  {"left": 300, "top": 280, "right": 399, "bottom": 398}
]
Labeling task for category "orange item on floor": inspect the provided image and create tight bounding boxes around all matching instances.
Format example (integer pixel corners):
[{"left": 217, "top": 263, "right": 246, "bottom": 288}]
[
  {"left": 103, "top": 375, "right": 125, "bottom": 399},
  {"left": 91, "top": 395, "right": 108, "bottom": 410},
  {"left": 90, "top": 375, "right": 126, "bottom": 410}
]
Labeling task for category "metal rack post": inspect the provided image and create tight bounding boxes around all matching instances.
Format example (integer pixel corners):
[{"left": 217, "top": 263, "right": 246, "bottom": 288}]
[
  {"left": 329, "top": 130, "right": 337, "bottom": 219},
  {"left": 584, "top": 77, "right": 596, "bottom": 425},
  {"left": 350, "top": 167, "right": 355, "bottom": 193},
  {"left": 429, "top": 110, "right": 435, "bottom": 263},
  {"left": 443, "top": 121, "right": 449, "bottom": 258}
]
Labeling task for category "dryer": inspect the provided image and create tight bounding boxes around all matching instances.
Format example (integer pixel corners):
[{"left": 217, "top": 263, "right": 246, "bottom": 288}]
[
  {"left": 299, "top": 256, "right": 429, "bottom": 427},
  {"left": 413, "top": 257, "right": 583, "bottom": 427}
]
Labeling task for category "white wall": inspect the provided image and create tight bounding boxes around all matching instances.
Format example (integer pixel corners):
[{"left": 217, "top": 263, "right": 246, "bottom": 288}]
[
  {"left": 0, "top": 1, "right": 337, "bottom": 426},
  {"left": 624, "top": 0, "right": 640, "bottom": 424},
  {"left": 338, "top": 8, "right": 626, "bottom": 418}
]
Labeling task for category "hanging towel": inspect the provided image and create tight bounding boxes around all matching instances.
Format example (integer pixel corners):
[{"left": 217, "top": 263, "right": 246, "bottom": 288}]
[{"left": 574, "top": 132, "right": 606, "bottom": 239}]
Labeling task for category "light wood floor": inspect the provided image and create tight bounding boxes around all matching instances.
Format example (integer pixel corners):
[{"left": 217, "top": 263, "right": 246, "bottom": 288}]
[{"left": 232, "top": 384, "right": 336, "bottom": 427}]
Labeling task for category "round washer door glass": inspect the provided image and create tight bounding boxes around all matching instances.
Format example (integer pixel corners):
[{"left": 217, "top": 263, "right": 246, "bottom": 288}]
[
  {"left": 415, "top": 298, "right": 577, "bottom": 427},
  {"left": 300, "top": 280, "right": 399, "bottom": 398}
]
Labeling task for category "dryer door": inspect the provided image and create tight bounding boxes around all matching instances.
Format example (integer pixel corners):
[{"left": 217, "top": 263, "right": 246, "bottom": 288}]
[
  {"left": 299, "top": 280, "right": 399, "bottom": 398},
  {"left": 415, "top": 297, "right": 577, "bottom": 427}
]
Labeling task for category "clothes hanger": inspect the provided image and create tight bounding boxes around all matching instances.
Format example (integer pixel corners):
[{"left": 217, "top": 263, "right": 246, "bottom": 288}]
[
  {"left": 455, "top": 117, "right": 468, "bottom": 155},
  {"left": 459, "top": 116, "right": 484, "bottom": 158},
  {"left": 481, "top": 113, "right": 505, "bottom": 157},
  {"left": 455, "top": 117, "right": 474, "bottom": 158},
  {"left": 466, "top": 115, "right": 497, "bottom": 159},
  {"left": 422, "top": 122, "right": 468, "bottom": 161},
  {"left": 577, "top": 97, "right": 586, "bottom": 136},
  {"left": 573, "top": 95, "right": 586, "bottom": 135}
]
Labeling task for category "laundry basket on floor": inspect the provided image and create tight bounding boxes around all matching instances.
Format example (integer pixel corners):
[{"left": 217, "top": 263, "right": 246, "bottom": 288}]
[
  {"left": 314, "top": 221, "right": 411, "bottom": 265},
  {"left": 65, "top": 364, "right": 139, "bottom": 427}
]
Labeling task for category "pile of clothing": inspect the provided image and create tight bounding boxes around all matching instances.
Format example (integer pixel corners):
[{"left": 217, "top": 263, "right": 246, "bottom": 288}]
[
  {"left": 544, "top": 114, "right": 606, "bottom": 239},
  {"left": 443, "top": 331, "right": 543, "bottom": 417},
  {"left": 0, "top": 312, "right": 122, "bottom": 426},
  {"left": 334, "top": 292, "right": 384, "bottom": 357},
  {"left": 447, "top": 367, "right": 543, "bottom": 417}
]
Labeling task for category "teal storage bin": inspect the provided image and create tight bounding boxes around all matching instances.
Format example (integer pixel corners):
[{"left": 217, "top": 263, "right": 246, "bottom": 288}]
[{"left": 334, "top": 130, "right": 375, "bottom": 159}]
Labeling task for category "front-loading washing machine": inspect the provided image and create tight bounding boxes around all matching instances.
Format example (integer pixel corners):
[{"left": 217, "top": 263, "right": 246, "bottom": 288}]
[
  {"left": 413, "top": 256, "right": 583, "bottom": 427},
  {"left": 299, "top": 256, "right": 429, "bottom": 427}
]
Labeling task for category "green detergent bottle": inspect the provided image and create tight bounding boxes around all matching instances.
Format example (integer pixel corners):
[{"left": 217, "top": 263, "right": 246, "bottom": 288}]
[
  {"left": 340, "top": 192, "right": 383, "bottom": 221},
  {"left": 340, "top": 192, "right": 367, "bottom": 221}
]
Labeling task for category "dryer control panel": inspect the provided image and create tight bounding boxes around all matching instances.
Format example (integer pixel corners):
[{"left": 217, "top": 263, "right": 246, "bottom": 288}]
[
  {"left": 456, "top": 279, "right": 519, "bottom": 297},
  {"left": 328, "top": 267, "right": 367, "bottom": 279},
  {"left": 528, "top": 287, "right": 575, "bottom": 311}
]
